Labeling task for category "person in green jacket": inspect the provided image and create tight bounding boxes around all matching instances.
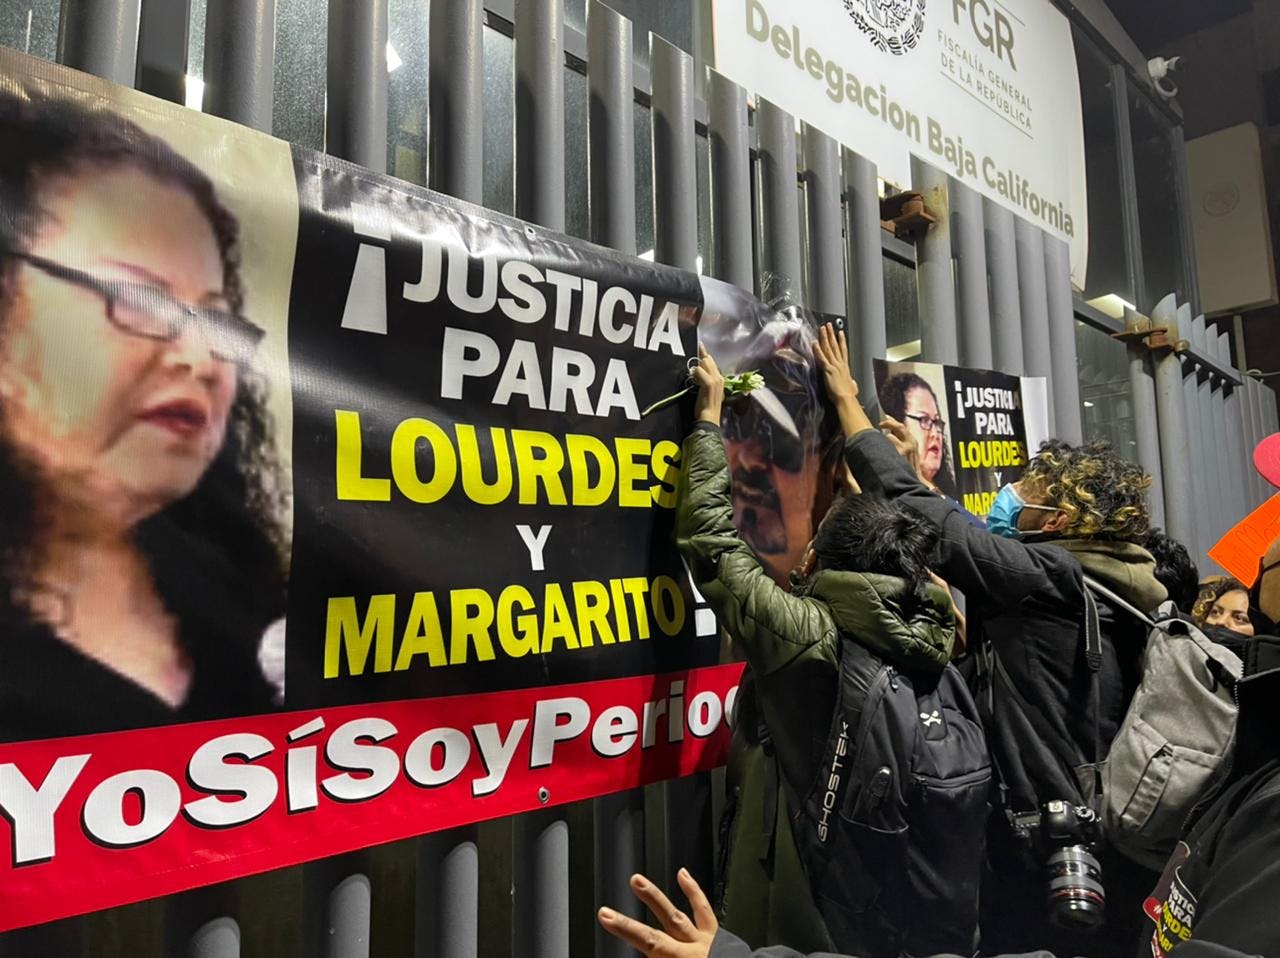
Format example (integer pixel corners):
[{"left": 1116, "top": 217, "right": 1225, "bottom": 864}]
[{"left": 676, "top": 344, "right": 959, "bottom": 953}]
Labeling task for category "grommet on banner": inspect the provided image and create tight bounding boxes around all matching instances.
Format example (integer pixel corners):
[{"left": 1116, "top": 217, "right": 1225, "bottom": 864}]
[
  {"left": 537, "top": 787, "right": 550, "bottom": 805},
  {"left": 524, "top": 225, "right": 536, "bottom": 240}
]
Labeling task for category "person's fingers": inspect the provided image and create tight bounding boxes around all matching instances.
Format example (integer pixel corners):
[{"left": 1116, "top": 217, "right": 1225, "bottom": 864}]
[
  {"left": 701, "top": 348, "right": 721, "bottom": 378},
  {"left": 838, "top": 326, "right": 849, "bottom": 361},
  {"left": 597, "top": 907, "right": 677, "bottom": 957},
  {"left": 630, "top": 874, "right": 698, "bottom": 941},
  {"left": 879, "top": 415, "right": 910, "bottom": 441},
  {"left": 677, "top": 868, "right": 717, "bottom": 932}
]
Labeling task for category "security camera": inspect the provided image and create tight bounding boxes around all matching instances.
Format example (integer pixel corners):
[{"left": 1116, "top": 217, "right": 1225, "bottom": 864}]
[{"left": 1148, "top": 56, "right": 1182, "bottom": 100}]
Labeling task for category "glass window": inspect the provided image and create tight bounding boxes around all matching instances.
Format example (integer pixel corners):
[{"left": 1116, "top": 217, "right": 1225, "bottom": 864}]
[
  {"left": 566, "top": 0, "right": 695, "bottom": 70},
  {"left": 1075, "top": 319, "right": 1139, "bottom": 457},
  {"left": 565, "top": 67, "right": 589, "bottom": 240},
  {"left": 387, "top": 0, "right": 430, "bottom": 186},
  {"left": 1073, "top": 28, "right": 1134, "bottom": 319},
  {"left": 272, "top": 0, "right": 327, "bottom": 152},
  {"left": 1129, "top": 86, "right": 1189, "bottom": 309},
  {"left": 480, "top": 27, "right": 515, "bottom": 214},
  {"left": 883, "top": 255, "right": 921, "bottom": 360},
  {"left": 0, "top": 2, "right": 58, "bottom": 61}
]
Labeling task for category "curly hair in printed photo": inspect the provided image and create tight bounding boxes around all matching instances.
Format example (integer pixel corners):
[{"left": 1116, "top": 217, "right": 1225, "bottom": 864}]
[
  {"left": 879, "top": 370, "right": 959, "bottom": 499},
  {"left": 1019, "top": 439, "right": 1151, "bottom": 541},
  {"left": 0, "top": 88, "right": 289, "bottom": 739}
]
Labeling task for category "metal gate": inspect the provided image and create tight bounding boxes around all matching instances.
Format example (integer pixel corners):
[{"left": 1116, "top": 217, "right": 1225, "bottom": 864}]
[{"left": 2, "top": 0, "right": 1274, "bottom": 955}]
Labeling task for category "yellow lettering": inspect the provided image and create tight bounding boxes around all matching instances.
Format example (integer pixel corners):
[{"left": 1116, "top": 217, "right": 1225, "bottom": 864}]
[
  {"left": 541, "top": 583, "right": 580, "bottom": 652},
  {"left": 649, "top": 440, "right": 681, "bottom": 508},
  {"left": 512, "top": 429, "right": 569, "bottom": 505},
  {"left": 610, "top": 578, "right": 634, "bottom": 643},
  {"left": 573, "top": 580, "right": 615, "bottom": 647},
  {"left": 455, "top": 424, "right": 513, "bottom": 505},
  {"left": 395, "top": 592, "right": 446, "bottom": 669},
  {"left": 621, "top": 577, "right": 651, "bottom": 639},
  {"left": 497, "top": 585, "right": 540, "bottom": 658},
  {"left": 616, "top": 438, "right": 651, "bottom": 508},
  {"left": 651, "top": 575, "right": 685, "bottom": 636},
  {"left": 335, "top": 410, "right": 391, "bottom": 501},
  {"left": 325, "top": 594, "right": 395, "bottom": 677},
  {"left": 391, "top": 417, "right": 458, "bottom": 504},
  {"left": 565, "top": 434, "right": 617, "bottom": 506},
  {"left": 449, "top": 588, "right": 496, "bottom": 663}
]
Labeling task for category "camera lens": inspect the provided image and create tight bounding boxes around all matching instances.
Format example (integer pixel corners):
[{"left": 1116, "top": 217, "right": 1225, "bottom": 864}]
[{"left": 1045, "top": 845, "right": 1105, "bottom": 930}]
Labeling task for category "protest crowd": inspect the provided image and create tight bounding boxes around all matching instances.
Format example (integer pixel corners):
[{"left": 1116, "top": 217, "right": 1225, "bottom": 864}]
[{"left": 596, "top": 326, "right": 1280, "bottom": 958}]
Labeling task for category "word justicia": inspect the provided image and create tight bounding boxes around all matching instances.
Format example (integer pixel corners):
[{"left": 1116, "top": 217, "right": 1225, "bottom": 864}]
[{"left": 0, "top": 684, "right": 737, "bottom": 869}]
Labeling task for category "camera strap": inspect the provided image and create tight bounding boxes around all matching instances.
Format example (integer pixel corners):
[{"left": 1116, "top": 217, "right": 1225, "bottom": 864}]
[{"left": 1081, "top": 584, "right": 1105, "bottom": 806}]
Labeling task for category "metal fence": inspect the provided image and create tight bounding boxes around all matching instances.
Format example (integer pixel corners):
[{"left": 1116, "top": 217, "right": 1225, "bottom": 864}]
[{"left": 2, "top": 0, "right": 1276, "bottom": 955}]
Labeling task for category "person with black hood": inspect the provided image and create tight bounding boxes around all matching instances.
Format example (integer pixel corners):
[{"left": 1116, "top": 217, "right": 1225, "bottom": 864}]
[{"left": 810, "top": 325, "right": 1167, "bottom": 957}]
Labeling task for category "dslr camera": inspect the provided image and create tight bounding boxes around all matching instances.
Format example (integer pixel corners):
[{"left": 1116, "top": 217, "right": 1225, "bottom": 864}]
[{"left": 1008, "top": 800, "right": 1105, "bottom": 930}]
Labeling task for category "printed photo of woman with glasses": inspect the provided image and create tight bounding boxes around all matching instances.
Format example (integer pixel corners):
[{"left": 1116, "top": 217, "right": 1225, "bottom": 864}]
[
  {"left": 0, "top": 87, "right": 291, "bottom": 740},
  {"left": 878, "top": 367, "right": 959, "bottom": 499}
]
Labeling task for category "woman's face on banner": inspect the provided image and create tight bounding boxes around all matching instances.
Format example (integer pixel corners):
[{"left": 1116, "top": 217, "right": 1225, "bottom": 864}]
[
  {"left": 904, "top": 386, "right": 944, "bottom": 480},
  {"left": 0, "top": 163, "right": 237, "bottom": 523}
]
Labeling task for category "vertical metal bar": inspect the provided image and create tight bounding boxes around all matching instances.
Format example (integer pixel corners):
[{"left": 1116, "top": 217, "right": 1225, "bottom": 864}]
[
  {"left": 326, "top": 0, "right": 389, "bottom": 173},
  {"left": 136, "top": 0, "right": 190, "bottom": 104},
  {"left": 1124, "top": 307, "right": 1166, "bottom": 530},
  {"left": 513, "top": 813, "right": 570, "bottom": 958},
  {"left": 202, "top": 0, "right": 276, "bottom": 132},
  {"left": 588, "top": 0, "right": 636, "bottom": 252},
  {"left": 1218, "top": 330, "right": 1246, "bottom": 529},
  {"left": 755, "top": 97, "right": 803, "bottom": 299},
  {"left": 911, "top": 156, "right": 957, "bottom": 364},
  {"left": 1193, "top": 314, "right": 1227, "bottom": 554},
  {"left": 649, "top": 27, "right": 714, "bottom": 924},
  {"left": 429, "top": 0, "right": 484, "bottom": 201},
  {"left": 1173, "top": 304, "right": 1205, "bottom": 557},
  {"left": 983, "top": 199, "right": 1023, "bottom": 376},
  {"left": 509, "top": 1, "right": 570, "bottom": 952},
  {"left": 1171, "top": 126, "right": 1202, "bottom": 315},
  {"left": 416, "top": 827, "right": 479, "bottom": 958},
  {"left": 1206, "top": 331, "right": 1236, "bottom": 545},
  {"left": 514, "top": 0, "right": 564, "bottom": 223},
  {"left": 58, "top": 0, "right": 141, "bottom": 86},
  {"left": 801, "top": 124, "right": 845, "bottom": 317},
  {"left": 652, "top": 35, "right": 697, "bottom": 270},
  {"left": 950, "top": 178, "right": 992, "bottom": 370},
  {"left": 188, "top": 918, "right": 240, "bottom": 958},
  {"left": 1152, "top": 294, "right": 1195, "bottom": 547},
  {"left": 1190, "top": 311, "right": 1218, "bottom": 553},
  {"left": 585, "top": 5, "right": 642, "bottom": 957},
  {"left": 707, "top": 69, "right": 752, "bottom": 292},
  {"left": 328, "top": 873, "right": 372, "bottom": 958},
  {"left": 1111, "top": 64, "right": 1148, "bottom": 314},
  {"left": 1251, "top": 380, "right": 1270, "bottom": 504},
  {"left": 1043, "top": 234, "right": 1083, "bottom": 444},
  {"left": 1242, "top": 377, "right": 1262, "bottom": 507},
  {"left": 419, "top": 7, "right": 485, "bottom": 953},
  {"left": 843, "top": 149, "right": 886, "bottom": 404},
  {"left": 1015, "top": 218, "right": 1054, "bottom": 431}
]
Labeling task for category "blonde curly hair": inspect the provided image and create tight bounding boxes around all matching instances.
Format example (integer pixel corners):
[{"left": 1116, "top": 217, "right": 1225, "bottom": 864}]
[{"left": 1022, "top": 440, "right": 1152, "bottom": 541}]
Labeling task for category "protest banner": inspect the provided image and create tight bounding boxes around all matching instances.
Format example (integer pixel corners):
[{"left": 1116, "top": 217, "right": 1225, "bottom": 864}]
[
  {"left": 874, "top": 359, "right": 1047, "bottom": 517},
  {"left": 0, "top": 49, "right": 843, "bottom": 929}
]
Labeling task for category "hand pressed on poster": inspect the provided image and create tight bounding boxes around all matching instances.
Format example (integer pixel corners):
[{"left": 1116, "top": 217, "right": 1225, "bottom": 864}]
[{"left": 0, "top": 88, "right": 291, "bottom": 742}]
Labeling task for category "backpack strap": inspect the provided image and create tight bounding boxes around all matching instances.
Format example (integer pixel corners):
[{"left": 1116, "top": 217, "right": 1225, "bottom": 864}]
[
  {"left": 1082, "top": 574, "right": 1156, "bottom": 628},
  {"left": 1081, "top": 586, "right": 1104, "bottom": 798}
]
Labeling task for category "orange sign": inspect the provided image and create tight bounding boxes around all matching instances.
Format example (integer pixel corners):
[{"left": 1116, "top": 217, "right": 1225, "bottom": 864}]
[{"left": 1208, "top": 494, "right": 1280, "bottom": 586}]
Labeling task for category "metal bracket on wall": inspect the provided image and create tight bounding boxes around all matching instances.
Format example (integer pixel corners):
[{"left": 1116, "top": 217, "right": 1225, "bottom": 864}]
[
  {"left": 1110, "top": 316, "right": 1187, "bottom": 354},
  {"left": 879, "top": 190, "right": 935, "bottom": 241}
]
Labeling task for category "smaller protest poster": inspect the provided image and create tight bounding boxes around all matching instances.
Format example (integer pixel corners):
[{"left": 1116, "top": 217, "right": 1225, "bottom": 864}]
[{"left": 874, "top": 359, "right": 1048, "bottom": 518}]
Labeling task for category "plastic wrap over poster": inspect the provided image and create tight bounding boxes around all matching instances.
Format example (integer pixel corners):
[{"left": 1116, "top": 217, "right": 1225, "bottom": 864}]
[
  {"left": 0, "top": 50, "right": 811, "bottom": 929},
  {"left": 873, "top": 359, "right": 1049, "bottom": 518}
]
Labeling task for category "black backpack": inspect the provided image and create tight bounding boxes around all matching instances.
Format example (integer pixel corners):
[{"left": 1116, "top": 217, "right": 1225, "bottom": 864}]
[{"left": 783, "top": 636, "right": 992, "bottom": 958}]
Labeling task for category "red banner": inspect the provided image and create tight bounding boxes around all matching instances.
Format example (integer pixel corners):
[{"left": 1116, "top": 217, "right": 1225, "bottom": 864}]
[{"left": 0, "top": 664, "right": 742, "bottom": 931}]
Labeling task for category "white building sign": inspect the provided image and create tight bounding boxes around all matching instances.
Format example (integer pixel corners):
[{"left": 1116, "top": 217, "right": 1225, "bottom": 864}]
[{"left": 711, "top": 0, "right": 1089, "bottom": 287}]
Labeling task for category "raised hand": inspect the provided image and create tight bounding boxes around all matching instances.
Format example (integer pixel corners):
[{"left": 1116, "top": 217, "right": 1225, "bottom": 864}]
[
  {"left": 691, "top": 342, "right": 725, "bottom": 426},
  {"left": 597, "top": 870, "right": 718, "bottom": 958},
  {"left": 813, "top": 322, "right": 857, "bottom": 405}
]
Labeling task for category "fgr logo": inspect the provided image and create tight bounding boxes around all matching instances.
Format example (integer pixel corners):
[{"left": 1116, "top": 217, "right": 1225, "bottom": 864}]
[{"left": 842, "top": 0, "right": 926, "bottom": 56}]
